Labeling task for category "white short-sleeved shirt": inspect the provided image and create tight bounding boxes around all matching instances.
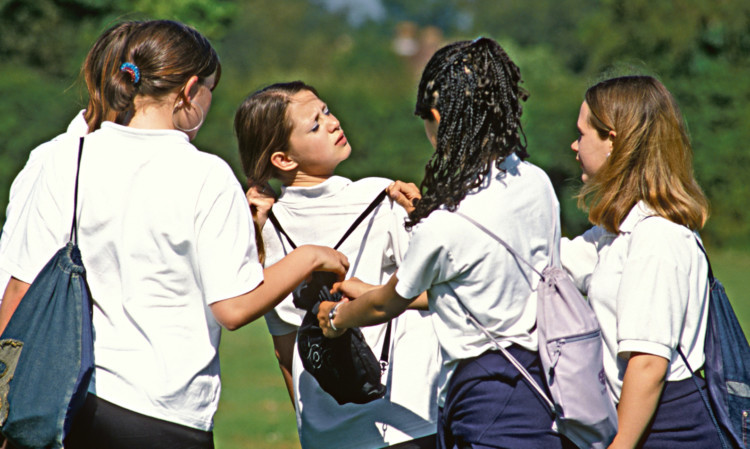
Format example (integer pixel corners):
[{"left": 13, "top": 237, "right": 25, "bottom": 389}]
[
  {"left": 263, "top": 176, "right": 441, "bottom": 449},
  {"left": 560, "top": 201, "right": 709, "bottom": 401},
  {"left": 0, "top": 111, "right": 88, "bottom": 295},
  {"left": 394, "top": 154, "right": 560, "bottom": 405},
  {"left": 0, "top": 122, "right": 263, "bottom": 431}
]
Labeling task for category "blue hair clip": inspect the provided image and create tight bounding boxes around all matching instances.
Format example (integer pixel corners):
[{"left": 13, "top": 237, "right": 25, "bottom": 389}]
[
  {"left": 120, "top": 62, "right": 140, "bottom": 84},
  {"left": 472, "top": 36, "right": 484, "bottom": 44}
]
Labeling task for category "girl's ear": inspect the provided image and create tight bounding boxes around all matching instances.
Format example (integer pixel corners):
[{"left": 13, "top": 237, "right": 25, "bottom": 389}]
[
  {"left": 270, "top": 151, "right": 298, "bottom": 172},
  {"left": 430, "top": 108, "right": 441, "bottom": 123},
  {"left": 178, "top": 75, "right": 201, "bottom": 106}
]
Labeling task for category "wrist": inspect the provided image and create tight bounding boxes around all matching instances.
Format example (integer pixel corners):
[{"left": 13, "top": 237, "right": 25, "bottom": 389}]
[{"left": 329, "top": 302, "right": 343, "bottom": 331}]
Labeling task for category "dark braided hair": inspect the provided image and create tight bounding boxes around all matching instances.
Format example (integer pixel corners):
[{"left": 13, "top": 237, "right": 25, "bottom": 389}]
[{"left": 409, "top": 37, "right": 528, "bottom": 228}]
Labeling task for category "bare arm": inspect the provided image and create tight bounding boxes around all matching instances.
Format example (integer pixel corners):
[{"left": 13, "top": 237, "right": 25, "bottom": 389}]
[
  {"left": 608, "top": 353, "right": 668, "bottom": 449},
  {"left": 317, "top": 274, "right": 414, "bottom": 338},
  {"left": 211, "top": 245, "right": 348, "bottom": 330},
  {"left": 333, "top": 277, "right": 428, "bottom": 310},
  {"left": 271, "top": 331, "right": 297, "bottom": 409},
  {"left": 0, "top": 277, "right": 31, "bottom": 335}
]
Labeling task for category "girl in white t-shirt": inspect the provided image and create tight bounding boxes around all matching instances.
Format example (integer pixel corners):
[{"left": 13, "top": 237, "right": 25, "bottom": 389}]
[
  {"left": 0, "top": 21, "right": 139, "bottom": 301},
  {"left": 316, "top": 38, "right": 570, "bottom": 449},
  {"left": 562, "top": 75, "right": 720, "bottom": 448},
  {"left": 0, "top": 21, "right": 347, "bottom": 449},
  {"left": 234, "top": 81, "right": 441, "bottom": 449}
]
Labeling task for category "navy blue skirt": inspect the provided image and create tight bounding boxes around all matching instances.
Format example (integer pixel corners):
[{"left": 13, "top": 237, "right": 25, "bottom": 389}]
[
  {"left": 638, "top": 376, "right": 723, "bottom": 448},
  {"left": 438, "top": 347, "right": 571, "bottom": 449}
]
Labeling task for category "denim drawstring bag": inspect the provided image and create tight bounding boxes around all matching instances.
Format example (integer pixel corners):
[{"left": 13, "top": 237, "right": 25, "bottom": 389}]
[{"left": 0, "top": 137, "right": 94, "bottom": 448}]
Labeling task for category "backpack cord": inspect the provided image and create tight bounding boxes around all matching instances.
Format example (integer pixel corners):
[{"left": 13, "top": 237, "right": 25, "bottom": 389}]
[
  {"left": 267, "top": 189, "right": 393, "bottom": 366},
  {"left": 69, "top": 137, "right": 84, "bottom": 245},
  {"left": 450, "top": 211, "right": 556, "bottom": 413},
  {"left": 674, "top": 237, "right": 730, "bottom": 449}
]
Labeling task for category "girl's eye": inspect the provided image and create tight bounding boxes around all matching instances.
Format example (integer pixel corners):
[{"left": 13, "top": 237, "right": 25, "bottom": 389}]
[
  {"left": 323, "top": 106, "right": 330, "bottom": 115},
  {"left": 311, "top": 121, "right": 320, "bottom": 132}
]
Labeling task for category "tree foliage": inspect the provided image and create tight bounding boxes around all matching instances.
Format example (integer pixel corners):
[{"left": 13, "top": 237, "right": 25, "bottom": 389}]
[{"left": 1, "top": 0, "right": 748, "bottom": 247}]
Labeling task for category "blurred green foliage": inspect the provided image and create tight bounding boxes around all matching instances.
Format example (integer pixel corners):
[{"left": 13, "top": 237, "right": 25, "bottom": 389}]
[{"left": 1, "top": 0, "right": 749, "bottom": 247}]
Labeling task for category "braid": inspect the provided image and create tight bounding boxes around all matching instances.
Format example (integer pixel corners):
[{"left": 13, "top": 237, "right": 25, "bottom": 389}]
[{"left": 408, "top": 38, "right": 528, "bottom": 228}]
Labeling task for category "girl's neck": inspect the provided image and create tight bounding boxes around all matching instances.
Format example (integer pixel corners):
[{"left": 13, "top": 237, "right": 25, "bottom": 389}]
[
  {"left": 125, "top": 95, "right": 179, "bottom": 131},
  {"left": 284, "top": 171, "right": 335, "bottom": 188}
]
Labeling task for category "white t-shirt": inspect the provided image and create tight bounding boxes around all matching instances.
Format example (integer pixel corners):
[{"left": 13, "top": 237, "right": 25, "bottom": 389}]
[
  {"left": 394, "top": 154, "right": 560, "bottom": 406},
  {"left": 0, "top": 122, "right": 264, "bottom": 431},
  {"left": 263, "top": 176, "right": 441, "bottom": 449},
  {"left": 0, "top": 111, "right": 88, "bottom": 295},
  {"left": 560, "top": 201, "right": 709, "bottom": 401}
]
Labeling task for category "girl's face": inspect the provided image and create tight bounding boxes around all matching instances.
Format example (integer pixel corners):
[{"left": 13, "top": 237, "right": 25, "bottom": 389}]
[
  {"left": 286, "top": 90, "right": 351, "bottom": 178},
  {"left": 571, "top": 101, "right": 613, "bottom": 183}
]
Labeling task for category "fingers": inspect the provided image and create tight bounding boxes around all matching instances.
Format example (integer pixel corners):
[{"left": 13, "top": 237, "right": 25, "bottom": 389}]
[
  {"left": 386, "top": 181, "right": 420, "bottom": 213},
  {"left": 313, "top": 246, "right": 350, "bottom": 280},
  {"left": 246, "top": 181, "right": 276, "bottom": 228}
]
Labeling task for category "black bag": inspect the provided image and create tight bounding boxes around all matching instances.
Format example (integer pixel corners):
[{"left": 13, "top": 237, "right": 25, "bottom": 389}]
[{"left": 268, "top": 190, "right": 391, "bottom": 405}]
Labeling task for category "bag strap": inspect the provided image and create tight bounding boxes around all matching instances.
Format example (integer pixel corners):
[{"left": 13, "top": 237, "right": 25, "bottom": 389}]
[
  {"left": 448, "top": 212, "right": 555, "bottom": 412},
  {"left": 69, "top": 137, "right": 84, "bottom": 244},
  {"left": 446, "top": 282, "right": 555, "bottom": 412},
  {"left": 677, "top": 347, "right": 730, "bottom": 449},
  {"left": 268, "top": 189, "right": 388, "bottom": 251},
  {"left": 674, "top": 237, "right": 730, "bottom": 449},
  {"left": 454, "top": 212, "right": 543, "bottom": 280},
  {"left": 379, "top": 320, "right": 392, "bottom": 372},
  {"left": 268, "top": 189, "right": 392, "bottom": 366}
]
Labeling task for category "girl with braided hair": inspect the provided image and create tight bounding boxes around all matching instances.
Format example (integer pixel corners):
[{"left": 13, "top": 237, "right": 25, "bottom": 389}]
[{"left": 317, "top": 38, "right": 570, "bottom": 449}]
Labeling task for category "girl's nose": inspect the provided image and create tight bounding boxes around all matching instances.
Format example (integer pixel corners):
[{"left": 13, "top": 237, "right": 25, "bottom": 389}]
[{"left": 327, "top": 114, "right": 340, "bottom": 132}]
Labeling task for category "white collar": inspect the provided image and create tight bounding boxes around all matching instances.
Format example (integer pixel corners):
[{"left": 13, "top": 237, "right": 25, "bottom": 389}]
[
  {"left": 618, "top": 201, "right": 656, "bottom": 233},
  {"left": 278, "top": 176, "right": 352, "bottom": 203}
]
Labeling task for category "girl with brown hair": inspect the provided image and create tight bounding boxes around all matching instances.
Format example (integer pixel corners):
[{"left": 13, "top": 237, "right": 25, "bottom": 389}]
[
  {"left": 0, "top": 21, "right": 347, "bottom": 448},
  {"left": 562, "top": 75, "right": 720, "bottom": 448}
]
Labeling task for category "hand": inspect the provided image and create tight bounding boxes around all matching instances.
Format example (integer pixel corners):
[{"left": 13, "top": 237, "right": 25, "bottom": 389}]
[
  {"left": 317, "top": 299, "right": 349, "bottom": 338},
  {"left": 305, "top": 245, "right": 350, "bottom": 281},
  {"left": 386, "top": 181, "right": 421, "bottom": 213},
  {"left": 246, "top": 181, "right": 275, "bottom": 229},
  {"left": 335, "top": 277, "right": 377, "bottom": 300}
]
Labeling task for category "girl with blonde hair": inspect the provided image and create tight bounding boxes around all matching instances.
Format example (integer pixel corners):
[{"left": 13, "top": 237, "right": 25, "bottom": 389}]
[{"left": 563, "top": 75, "right": 720, "bottom": 448}]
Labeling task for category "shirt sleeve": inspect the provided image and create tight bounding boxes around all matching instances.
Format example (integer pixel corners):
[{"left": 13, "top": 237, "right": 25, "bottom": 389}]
[
  {"left": 394, "top": 216, "right": 454, "bottom": 300},
  {"left": 0, "top": 144, "right": 72, "bottom": 283},
  {"left": 560, "top": 226, "right": 606, "bottom": 295},
  {"left": 616, "top": 219, "right": 692, "bottom": 360},
  {"left": 195, "top": 161, "right": 264, "bottom": 304}
]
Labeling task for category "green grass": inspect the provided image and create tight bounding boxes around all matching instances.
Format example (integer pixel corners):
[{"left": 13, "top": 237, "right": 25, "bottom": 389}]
[
  {"left": 705, "top": 247, "right": 750, "bottom": 334},
  {"left": 214, "top": 249, "right": 750, "bottom": 448},
  {"left": 215, "top": 322, "right": 300, "bottom": 449}
]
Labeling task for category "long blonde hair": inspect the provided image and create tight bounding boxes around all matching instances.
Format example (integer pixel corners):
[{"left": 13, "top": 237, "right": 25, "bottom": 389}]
[{"left": 578, "top": 76, "right": 709, "bottom": 233}]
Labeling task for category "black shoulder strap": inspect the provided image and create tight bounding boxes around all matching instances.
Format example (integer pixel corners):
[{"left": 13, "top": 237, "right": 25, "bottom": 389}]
[
  {"left": 267, "top": 211, "right": 297, "bottom": 249},
  {"left": 69, "top": 137, "right": 84, "bottom": 244},
  {"left": 380, "top": 320, "right": 392, "bottom": 371},
  {"left": 268, "top": 189, "right": 388, "bottom": 251},
  {"left": 268, "top": 189, "right": 392, "bottom": 366}
]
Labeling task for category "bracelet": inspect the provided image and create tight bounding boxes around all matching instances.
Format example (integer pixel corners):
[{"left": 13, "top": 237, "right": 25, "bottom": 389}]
[{"left": 328, "top": 302, "right": 342, "bottom": 332}]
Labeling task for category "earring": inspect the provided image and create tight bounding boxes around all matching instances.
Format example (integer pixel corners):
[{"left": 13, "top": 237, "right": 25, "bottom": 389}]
[{"left": 172, "top": 101, "right": 205, "bottom": 133}]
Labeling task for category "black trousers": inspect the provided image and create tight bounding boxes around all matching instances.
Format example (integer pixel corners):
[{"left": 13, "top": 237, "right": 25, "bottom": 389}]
[{"left": 64, "top": 394, "right": 214, "bottom": 449}]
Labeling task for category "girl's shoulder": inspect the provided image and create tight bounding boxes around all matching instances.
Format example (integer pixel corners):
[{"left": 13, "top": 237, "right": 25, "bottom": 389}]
[{"left": 627, "top": 207, "right": 699, "bottom": 262}]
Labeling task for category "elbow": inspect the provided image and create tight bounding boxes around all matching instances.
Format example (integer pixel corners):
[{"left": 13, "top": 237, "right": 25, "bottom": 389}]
[
  {"left": 221, "top": 321, "right": 242, "bottom": 332},
  {"left": 210, "top": 302, "right": 246, "bottom": 331}
]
